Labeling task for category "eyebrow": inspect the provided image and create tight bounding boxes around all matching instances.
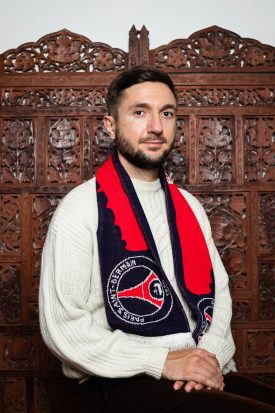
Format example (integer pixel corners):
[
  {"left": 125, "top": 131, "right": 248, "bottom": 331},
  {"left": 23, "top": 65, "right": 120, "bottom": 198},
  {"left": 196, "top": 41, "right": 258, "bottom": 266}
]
[{"left": 129, "top": 102, "right": 177, "bottom": 112}]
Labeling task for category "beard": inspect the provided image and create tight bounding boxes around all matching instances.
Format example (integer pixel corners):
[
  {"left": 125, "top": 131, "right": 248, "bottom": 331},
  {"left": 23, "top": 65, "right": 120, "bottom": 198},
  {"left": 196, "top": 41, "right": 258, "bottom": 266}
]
[{"left": 114, "top": 129, "right": 174, "bottom": 170}]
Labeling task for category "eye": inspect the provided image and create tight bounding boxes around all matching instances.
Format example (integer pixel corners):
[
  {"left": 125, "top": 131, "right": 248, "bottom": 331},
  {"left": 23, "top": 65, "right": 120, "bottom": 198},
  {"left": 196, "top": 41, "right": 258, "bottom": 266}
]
[
  {"left": 134, "top": 110, "right": 145, "bottom": 117},
  {"left": 162, "top": 111, "right": 174, "bottom": 118}
]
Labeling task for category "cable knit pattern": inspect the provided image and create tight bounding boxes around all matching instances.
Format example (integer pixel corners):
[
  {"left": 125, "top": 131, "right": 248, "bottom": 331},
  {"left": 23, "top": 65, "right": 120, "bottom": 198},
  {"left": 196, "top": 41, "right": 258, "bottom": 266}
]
[{"left": 39, "top": 177, "right": 236, "bottom": 382}]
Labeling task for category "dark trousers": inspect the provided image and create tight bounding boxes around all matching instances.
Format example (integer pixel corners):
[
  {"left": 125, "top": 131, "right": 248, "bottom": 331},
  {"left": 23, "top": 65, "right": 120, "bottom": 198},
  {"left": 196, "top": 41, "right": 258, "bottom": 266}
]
[{"left": 79, "top": 373, "right": 275, "bottom": 413}]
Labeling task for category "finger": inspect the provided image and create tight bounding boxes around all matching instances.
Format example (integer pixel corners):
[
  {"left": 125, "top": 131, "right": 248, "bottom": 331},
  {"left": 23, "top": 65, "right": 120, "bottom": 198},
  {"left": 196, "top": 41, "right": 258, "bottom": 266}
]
[
  {"left": 173, "top": 380, "right": 185, "bottom": 391},
  {"left": 193, "top": 382, "right": 204, "bottom": 391},
  {"left": 184, "top": 381, "right": 204, "bottom": 392}
]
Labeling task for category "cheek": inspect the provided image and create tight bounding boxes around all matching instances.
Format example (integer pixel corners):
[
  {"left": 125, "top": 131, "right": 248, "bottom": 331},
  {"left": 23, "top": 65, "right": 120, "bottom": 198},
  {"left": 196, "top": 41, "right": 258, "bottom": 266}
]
[{"left": 120, "top": 118, "right": 147, "bottom": 137}]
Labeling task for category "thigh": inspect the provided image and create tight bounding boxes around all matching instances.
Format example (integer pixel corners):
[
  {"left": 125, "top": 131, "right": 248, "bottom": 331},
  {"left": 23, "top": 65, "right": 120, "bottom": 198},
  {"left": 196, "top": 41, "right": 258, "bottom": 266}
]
[
  {"left": 224, "top": 373, "right": 275, "bottom": 407},
  {"left": 101, "top": 376, "right": 275, "bottom": 413}
]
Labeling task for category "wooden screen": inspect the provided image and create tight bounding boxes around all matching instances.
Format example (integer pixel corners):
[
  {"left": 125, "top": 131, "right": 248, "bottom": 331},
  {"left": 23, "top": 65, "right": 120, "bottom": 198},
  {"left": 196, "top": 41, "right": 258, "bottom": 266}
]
[{"left": 0, "top": 26, "right": 274, "bottom": 412}]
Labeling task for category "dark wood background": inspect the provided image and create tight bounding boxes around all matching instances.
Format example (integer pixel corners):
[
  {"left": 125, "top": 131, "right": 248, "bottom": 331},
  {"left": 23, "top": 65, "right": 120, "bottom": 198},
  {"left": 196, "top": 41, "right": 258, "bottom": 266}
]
[{"left": 0, "top": 25, "right": 274, "bottom": 412}]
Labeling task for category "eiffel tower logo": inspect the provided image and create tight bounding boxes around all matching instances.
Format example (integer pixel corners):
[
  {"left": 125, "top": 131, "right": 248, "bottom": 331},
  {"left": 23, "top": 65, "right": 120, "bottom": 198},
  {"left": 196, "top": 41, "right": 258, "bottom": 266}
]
[{"left": 117, "top": 271, "right": 164, "bottom": 309}]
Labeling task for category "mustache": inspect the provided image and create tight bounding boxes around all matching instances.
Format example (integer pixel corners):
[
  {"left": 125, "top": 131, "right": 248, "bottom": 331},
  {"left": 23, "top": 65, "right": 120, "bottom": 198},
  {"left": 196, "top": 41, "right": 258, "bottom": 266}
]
[{"left": 139, "top": 135, "right": 167, "bottom": 144}]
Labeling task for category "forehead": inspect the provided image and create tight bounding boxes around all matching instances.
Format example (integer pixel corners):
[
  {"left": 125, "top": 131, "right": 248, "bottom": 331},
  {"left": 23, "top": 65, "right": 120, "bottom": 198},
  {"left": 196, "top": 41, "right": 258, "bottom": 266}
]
[{"left": 119, "top": 81, "right": 177, "bottom": 107}]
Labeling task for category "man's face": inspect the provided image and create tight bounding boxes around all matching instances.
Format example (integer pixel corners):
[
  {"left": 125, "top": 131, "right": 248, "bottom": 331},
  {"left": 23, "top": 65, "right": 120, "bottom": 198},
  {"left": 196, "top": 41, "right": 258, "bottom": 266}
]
[{"left": 106, "top": 81, "right": 177, "bottom": 170}]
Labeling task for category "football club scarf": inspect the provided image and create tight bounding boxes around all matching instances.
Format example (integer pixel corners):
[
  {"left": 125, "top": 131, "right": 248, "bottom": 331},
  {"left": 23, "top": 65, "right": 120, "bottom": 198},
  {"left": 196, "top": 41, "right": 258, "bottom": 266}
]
[{"left": 96, "top": 149, "right": 215, "bottom": 343}]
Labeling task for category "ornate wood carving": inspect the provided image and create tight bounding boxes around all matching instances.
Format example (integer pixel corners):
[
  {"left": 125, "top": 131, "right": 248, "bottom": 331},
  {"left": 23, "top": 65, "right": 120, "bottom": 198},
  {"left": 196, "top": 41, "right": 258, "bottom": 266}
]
[
  {"left": 195, "top": 193, "right": 248, "bottom": 289},
  {"left": 0, "top": 195, "right": 21, "bottom": 253},
  {"left": 47, "top": 118, "right": 82, "bottom": 184},
  {"left": 244, "top": 117, "right": 275, "bottom": 182},
  {"left": 2, "top": 87, "right": 108, "bottom": 110},
  {"left": 0, "top": 119, "right": 35, "bottom": 184},
  {"left": 150, "top": 26, "right": 275, "bottom": 71},
  {"left": 246, "top": 330, "right": 274, "bottom": 367},
  {"left": 165, "top": 117, "right": 188, "bottom": 185},
  {"left": 259, "top": 262, "right": 275, "bottom": 320},
  {"left": 2, "top": 29, "right": 128, "bottom": 73},
  {"left": 175, "top": 87, "right": 275, "bottom": 107},
  {"left": 197, "top": 117, "right": 234, "bottom": 183},
  {"left": 0, "top": 25, "right": 274, "bottom": 411},
  {"left": 0, "top": 264, "right": 21, "bottom": 323}
]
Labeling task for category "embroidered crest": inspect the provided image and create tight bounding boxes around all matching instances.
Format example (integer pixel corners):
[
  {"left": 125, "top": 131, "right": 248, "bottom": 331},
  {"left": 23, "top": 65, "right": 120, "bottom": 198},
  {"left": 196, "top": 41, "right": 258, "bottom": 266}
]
[
  {"left": 107, "top": 256, "right": 173, "bottom": 325},
  {"left": 197, "top": 297, "right": 214, "bottom": 339}
]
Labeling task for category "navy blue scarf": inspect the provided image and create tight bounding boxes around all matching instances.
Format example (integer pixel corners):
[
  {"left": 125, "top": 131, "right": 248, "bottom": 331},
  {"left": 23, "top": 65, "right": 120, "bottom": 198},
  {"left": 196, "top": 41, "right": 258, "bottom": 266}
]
[{"left": 96, "top": 150, "right": 215, "bottom": 343}]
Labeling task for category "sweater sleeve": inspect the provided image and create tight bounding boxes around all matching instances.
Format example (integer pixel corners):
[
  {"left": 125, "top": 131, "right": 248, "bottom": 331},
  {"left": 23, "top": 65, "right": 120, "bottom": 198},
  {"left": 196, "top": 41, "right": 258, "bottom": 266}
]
[
  {"left": 39, "top": 182, "right": 168, "bottom": 380},
  {"left": 179, "top": 190, "right": 236, "bottom": 372}
]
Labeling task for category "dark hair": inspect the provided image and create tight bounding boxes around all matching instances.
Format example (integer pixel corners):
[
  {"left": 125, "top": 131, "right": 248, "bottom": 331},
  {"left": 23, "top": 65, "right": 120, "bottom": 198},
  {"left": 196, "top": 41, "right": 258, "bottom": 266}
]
[{"left": 106, "top": 66, "right": 177, "bottom": 118}]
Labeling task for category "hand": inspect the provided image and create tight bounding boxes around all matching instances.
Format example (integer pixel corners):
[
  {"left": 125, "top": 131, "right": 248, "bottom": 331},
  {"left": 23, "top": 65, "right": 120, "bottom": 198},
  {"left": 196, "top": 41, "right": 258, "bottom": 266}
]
[
  {"left": 174, "top": 380, "right": 205, "bottom": 392},
  {"left": 162, "top": 348, "right": 224, "bottom": 391}
]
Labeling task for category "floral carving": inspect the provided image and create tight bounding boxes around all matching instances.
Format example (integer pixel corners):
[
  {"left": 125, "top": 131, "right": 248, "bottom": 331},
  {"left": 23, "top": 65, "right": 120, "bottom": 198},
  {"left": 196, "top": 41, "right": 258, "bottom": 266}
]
[
  {"left": 0, "top": 264, "right": 21, "bottom": 323},
  {"left": 47, "top": 118, "right": 81, "bottom": 183},
  {"left": 3, "top": 334, "right": 38, "bottom": 368},
  {"left": 92, "top": 118, "right": 113, "bottom": 174},
  {"left": 198, "top": 117, "right": 233, "bottom": 182},
  {"left": 174, "top": 87, "right": 275, "bottom": 107},
  {"left": 0, "top": 119, "right": 35, "bottom": 184},
  {"left": 246, "top": 331, "right": 274, "bottom": 366},
  {"left": 2, "top": 88, "right": 108, "bottom": 110},
  {"left": 244, "top": 117, "right": 275, "bottom": 182},
  {"left": 259, "top": 262, "right": 275, "bottom": 320},
  {"left": 232, "top": 300, "right": 251, "bottom": 322},
  {"left": 4, "top": 29, "right": 127, "bottom": 73},
  {"left": 164, "top": 118, "right": 187, "bottom": 185},
  {"left": 152, "top": 26, "right": 275, "bottom": 70},
  {"left": 196, "top": 193, "right": 247, "bottom": 289},
  {"left": 32, "top": 196, "right": 63, "bottom": 298},
  {"left": 259, "top": 194, "right": 275, "bottom": 254},
  {"left": 0, "top": 196, "right": 20, "bottom": 252}
]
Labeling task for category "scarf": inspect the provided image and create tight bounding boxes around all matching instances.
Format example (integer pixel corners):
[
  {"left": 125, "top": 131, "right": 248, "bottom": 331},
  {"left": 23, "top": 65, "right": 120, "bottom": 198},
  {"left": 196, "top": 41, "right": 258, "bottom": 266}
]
[{"left": 96, "top": 149, "right": 215, "bottom": 342}]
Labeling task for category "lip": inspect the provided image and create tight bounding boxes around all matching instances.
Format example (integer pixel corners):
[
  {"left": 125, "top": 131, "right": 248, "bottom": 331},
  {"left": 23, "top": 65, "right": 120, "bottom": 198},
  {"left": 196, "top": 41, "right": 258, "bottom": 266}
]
[{"left": 141, "top": 140, "right": 164, "bottom": 147}]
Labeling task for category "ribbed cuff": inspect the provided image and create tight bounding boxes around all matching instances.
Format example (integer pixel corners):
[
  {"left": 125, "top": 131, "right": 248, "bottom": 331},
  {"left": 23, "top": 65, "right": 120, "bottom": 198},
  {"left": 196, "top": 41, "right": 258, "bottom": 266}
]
[
  {"left": 197, "top": 333, "right": 235, "bottom": 371},
  {"left": 146, "top": 347, "right": 169, "bottom": 379}
]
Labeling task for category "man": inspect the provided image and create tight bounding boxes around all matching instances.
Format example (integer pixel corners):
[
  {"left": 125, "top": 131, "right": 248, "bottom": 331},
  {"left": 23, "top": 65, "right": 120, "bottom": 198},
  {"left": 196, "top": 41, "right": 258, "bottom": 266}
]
[{"left": 39, "top": 66, "right": 275, "bottom": 412}]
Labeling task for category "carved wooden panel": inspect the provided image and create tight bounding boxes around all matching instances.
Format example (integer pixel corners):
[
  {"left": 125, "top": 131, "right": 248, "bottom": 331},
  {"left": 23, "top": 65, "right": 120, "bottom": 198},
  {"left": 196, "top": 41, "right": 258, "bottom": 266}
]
[
  {"left": 0, "top": 26, "right": 274, "bottom": 411},
  {"left": 196, "top": 193, "right": 249, "bottom": 290},
  {"left": 150, "top": 26, "right": 275, "bottom": 71}
]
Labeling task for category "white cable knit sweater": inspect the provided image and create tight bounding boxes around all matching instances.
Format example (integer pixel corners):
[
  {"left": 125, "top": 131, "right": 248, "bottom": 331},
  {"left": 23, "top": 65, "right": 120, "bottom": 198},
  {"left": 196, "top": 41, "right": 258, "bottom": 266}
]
[{"left": 39, "top": 177, "right": 236, "bottom": 381}]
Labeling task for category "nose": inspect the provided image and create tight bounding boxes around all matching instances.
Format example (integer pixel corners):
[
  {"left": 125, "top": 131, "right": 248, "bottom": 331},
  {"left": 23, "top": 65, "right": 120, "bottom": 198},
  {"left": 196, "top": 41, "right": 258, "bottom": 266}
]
[{"left": 147, "top": 112, "right": 163, "bottom": 135}]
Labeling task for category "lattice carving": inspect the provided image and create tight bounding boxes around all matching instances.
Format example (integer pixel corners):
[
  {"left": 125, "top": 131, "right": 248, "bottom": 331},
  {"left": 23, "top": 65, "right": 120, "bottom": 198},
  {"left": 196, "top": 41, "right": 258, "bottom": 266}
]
[
  {"left": 0, "top": 119, "right": 35, "bottom": 184},
  {"left": 151, "top": 26, "right": 275, "bottom": 70},
  {"left": 47, "top": 118, "right": 81, "bottom": 183},
  {"left": 2, "top": 88, "right": 108, "bottom": 110},
  {"left": 3, "top": 377, "right": 26, "bottom": 412},
  {"left": 175, "top": 87, "right": 275, "bottom": 107},
  {"left": 259, "top": 262, "right": 275, "bottom": 320},
  {"left": 196, "top": 193, "right": 247, "bottom": 289},
  {"left": 259, "top": 193, "right": 275, "bottom": 254},
  {"left": 92, "top": 117, "right": 113, "bottom": 174},
  {"left": 32, "top": 196, "right": 63, "bottom": 299},
  {"left": 2, "top": 334, "right": 38, "bottom": 368},
  {"left": 32, "top": 196, "right": 63, "bottom": 249},
  {"left": 232, "top": 300, "right": 251, "bottom": 322},
  {"left": 84, "top": 118, "right": 91, "bottom": 181},
  {"left": 246, "top": 330, "right": 275, "bottom": 366},
  {"left": 0, "top": 264, "right": 21, "bottom": 324},
  {"left": 3, "top": 29, "right": 127, "bottom": 73},
  {"left": 198, "top": 117, "right": 233, "bottom": 183},
  {"left": 0, "top": 195, "right": 21, "bottom": 253},
  {"left": 165, "top": 117, "right": 187, "bottom": 185},
  {"left": 244, "top": 117, "right": 275, "bottom": 182}
]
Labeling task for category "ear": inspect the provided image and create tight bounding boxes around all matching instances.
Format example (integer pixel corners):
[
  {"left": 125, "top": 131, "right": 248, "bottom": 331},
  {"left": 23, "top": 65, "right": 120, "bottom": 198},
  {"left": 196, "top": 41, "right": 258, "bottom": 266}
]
[{"left": 104, "top": 115, "right": 116, "bottom": 141}]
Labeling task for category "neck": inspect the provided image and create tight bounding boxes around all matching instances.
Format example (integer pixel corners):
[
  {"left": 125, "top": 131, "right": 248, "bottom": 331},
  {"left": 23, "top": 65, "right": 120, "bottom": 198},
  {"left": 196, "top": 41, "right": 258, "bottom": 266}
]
[{"left": 117, "top": 152, "right": 159, "bottom": 182}]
